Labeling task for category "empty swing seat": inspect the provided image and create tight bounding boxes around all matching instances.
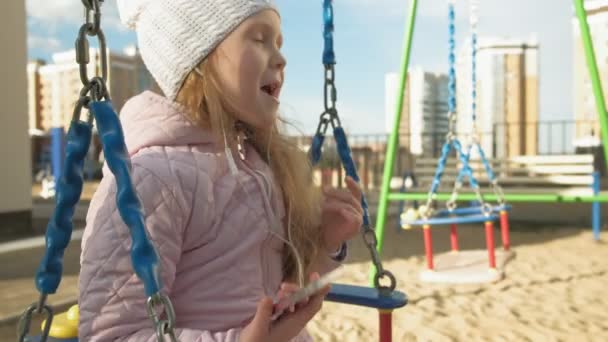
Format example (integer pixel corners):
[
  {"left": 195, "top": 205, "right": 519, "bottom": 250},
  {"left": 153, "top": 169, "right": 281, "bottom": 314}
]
[
  {"left": 406, "top": 212, "right": 499, "bottom": 227},
  {"left": 435, "top": 204, "right": 512, "bottom": 217}
]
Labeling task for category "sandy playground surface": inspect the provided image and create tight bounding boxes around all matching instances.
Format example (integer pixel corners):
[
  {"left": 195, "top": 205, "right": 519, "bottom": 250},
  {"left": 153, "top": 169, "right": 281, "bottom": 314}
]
[
  {"left": 307, "top": 219, "right": 608, "bottom": 342},
  {"left": 0, "top": 216, "right": 606, "bottom": 341}
]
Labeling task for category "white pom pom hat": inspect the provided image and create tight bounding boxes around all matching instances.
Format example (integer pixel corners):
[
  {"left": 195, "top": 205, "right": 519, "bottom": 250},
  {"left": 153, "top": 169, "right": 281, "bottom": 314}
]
[{"left": 117, "top": 0, "right": 278, "bottom": 100}]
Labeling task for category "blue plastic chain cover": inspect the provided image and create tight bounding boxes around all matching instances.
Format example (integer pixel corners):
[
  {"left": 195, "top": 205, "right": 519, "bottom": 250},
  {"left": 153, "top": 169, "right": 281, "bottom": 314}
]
[
  {"left": 429, "top": 141, "right": 452, "bottom": 195},
  {"left": 477, "top": 145, "right": 497, "bottom": 181},
  {"left": 333, "top": 127, "right": 371, "bottom": 226},
  {"left": 456, "top": 143, "right": 497, "bottom": 185},
  {"left": 89, "top": 101, "right": 162, "bottom": 297},
  {"left": 322, "top": 0, "right": 336, "bottom": 65},
  {"left": 455, "top": 144, "right": 473, "bottom": 185},
  {"left": 447, "top": 3, "right": 457, "bottom": 113},
  {"left": 36, "top": 121, "right": 92, "bottom": 294},
  {"left": 452, "top": 139, "right": 480, "bottom": 189},
  {"left": 333, "top": 127, "right": 358, "bottom": 182},
  {"left": 310, "top": 133, "right": 325, "bottom": 166}
]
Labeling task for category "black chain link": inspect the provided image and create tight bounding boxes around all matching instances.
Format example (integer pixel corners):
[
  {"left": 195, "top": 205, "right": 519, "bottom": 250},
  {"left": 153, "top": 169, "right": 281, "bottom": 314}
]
[
  {"left": 74, "top": 0, "right": 109, "bottom": 124},
  {"left": 17, "top": 296, "right": 53, "bottom": 342},
  {"left": 147, "top": 293, "right": 179, "bottom": 342}
]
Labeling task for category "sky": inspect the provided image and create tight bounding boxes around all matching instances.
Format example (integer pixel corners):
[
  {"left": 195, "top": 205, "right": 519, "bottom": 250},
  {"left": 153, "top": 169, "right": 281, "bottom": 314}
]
[{"left": 26, "top": 0, "right": 576, "bottom": 135}]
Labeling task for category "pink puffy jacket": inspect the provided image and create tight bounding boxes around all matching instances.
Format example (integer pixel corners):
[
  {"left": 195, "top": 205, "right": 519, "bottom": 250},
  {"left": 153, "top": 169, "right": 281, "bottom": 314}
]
[{"left": 79, "top": 91, "right": 334, "bottom": 341}]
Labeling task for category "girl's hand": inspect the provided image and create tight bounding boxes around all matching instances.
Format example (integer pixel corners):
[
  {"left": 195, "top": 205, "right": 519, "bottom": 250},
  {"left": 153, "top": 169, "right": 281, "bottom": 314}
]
[
  {"left": 320, "top": 176, "right": 363, "bottom": 253},
  {"left": 273, "top": 282, "right": 303, "bottom": 317},
  {"left": 269, "top": 273, "right": 330, "bottom": 341},
  {"left": 239, "top": 273, "right": 330, "bottom": 342}
]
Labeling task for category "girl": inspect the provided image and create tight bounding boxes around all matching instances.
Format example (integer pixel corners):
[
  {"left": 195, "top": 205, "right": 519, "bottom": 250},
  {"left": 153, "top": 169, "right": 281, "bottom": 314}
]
[{"left": 79, "top": 0, "right": 363, "bottom": 341}]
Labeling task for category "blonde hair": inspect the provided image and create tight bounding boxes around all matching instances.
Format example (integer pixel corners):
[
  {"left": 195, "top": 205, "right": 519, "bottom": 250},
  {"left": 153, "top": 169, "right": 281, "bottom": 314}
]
[{"left": 175, "top": 55, "right": 323, "bottom": 284}]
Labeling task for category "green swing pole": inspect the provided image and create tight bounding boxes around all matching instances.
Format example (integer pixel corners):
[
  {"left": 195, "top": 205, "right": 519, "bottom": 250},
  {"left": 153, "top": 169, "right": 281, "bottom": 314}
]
[
  {"left": 574, "top": 0, "right": 608, "bottom": 171},
  {"left": 370, "top": 0, "right": 418, "bottom": 285}
]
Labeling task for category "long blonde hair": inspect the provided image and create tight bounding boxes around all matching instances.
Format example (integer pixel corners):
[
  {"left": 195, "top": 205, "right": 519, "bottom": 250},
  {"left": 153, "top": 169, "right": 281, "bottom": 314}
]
[{"left": 175, "top": 55, "right": 323, "bottom": 283}]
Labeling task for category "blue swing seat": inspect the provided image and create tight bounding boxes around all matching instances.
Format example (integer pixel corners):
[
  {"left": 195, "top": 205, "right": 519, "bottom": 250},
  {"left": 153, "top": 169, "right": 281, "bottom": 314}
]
[
  {"left": 27, "top": 284, "right": 409, "bottom": 342},
  {"left": 326, "top": 284, "right": 408, "bottom": 310},
  {"left": 25, "top": 337, "right": 77, "bottom": 342},
  {"left": 434, "top": 204, "right": 512, "bottom": 217},
  {"left": 405, "top": 212, "right": 499, "bottom": 227}
]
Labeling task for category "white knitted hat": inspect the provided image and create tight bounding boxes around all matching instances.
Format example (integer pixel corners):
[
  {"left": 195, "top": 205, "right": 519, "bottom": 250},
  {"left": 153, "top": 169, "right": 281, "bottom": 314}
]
[{"left": 117, "top": 0, "right": 278, "bottom": 100}]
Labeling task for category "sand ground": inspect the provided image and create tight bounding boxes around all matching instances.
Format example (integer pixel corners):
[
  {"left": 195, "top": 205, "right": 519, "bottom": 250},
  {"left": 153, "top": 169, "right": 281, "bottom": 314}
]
[
  {"left": 1, "top": 218, "right": 606, "bottom": 341},
  {"left": 307, "top": 220, "right": 608, "bottom": 341}
]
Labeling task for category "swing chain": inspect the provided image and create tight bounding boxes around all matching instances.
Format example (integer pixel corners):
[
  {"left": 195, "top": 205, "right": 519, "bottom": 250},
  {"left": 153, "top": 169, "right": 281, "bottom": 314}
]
[
  {"left": 446, "top": 182, "right": 460, "bottom": 211},
  {"left": 324, "top": 65, "right": 338, "bottom": 116},
  {"left": 446, "top": 111, "right": 457, "bottom": 141},
  {"left": 315, "top": 65, "right": 342, "bottom": 138},
  {"left": 76, "top": 0, "right": 108, "bottom": 100},
  {"left": 491, "top": 179, "right": 506, "bottom": 205},
  {"left": 147, "top": 293, "right": 179, "bottom": 342},
  {"left": 17, "top": 295, "right": 53, "bottom": 342},
  {"left": 362, "top": 229, "right": 396, "bottom": 293},
  {"left": 422, "top": 196, "right": 435, "bottom": 220},
  {"left": 472, "top": 186, "right": 493, "bottom": 216},
  {"left": 17, "top": 4, "right": 107, "bottom": 339},
  {"left": 81, "top": 0, "right": 103, "bottom": 35},
  {"left": 317, "top": 0, "right": 340, "bottom": 137},
  {"left": 72, "top": 77, "right": 109, "bottom": 124},
  {"left": 319, "top": 0, "right": 399, "bottom": 294},
  {"left": 314, "top": 110, "right": 337, "bottom": 137}
]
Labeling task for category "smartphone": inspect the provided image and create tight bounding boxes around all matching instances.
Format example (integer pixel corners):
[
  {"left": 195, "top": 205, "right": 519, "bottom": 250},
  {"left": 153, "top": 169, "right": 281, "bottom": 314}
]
[{"left": 271, "top": 266, "right": 344, "bottom": 321}]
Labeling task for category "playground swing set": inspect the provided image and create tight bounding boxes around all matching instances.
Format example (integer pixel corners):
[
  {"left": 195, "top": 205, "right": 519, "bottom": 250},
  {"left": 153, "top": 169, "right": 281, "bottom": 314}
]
[
  {"left": 17, "top": 0, "right": 607, "bottom": 341},
  {"left": 371, "top": 0, "right": 608, "bottom": 287}
]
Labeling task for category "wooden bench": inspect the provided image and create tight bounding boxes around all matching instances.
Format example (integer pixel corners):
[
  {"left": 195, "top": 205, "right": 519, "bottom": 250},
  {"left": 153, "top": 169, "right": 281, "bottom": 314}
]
[{"left": 392, "top": 154, "right": 602, "bottom": 195}]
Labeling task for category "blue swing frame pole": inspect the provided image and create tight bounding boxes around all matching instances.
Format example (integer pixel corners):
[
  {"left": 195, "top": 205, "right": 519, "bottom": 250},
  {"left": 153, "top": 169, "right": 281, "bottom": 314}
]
[
  {"left": 574, "top": 0, "right": 606, "bottom": 241},
  {"left": 593, "top": 171, "right": 601, "bottom": 240}
]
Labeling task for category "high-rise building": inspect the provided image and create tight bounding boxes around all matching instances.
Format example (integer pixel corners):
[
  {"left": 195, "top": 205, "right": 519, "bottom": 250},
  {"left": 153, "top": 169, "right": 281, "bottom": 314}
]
[
  {"left": 457, "top": 36, "right": 539, "bottom": 158},
  {"left": 27, "top": 59, "right": 45, "bottom": 133},
  {"left": 27, "top": 47, "right": 160, "bottom": 179},
  {"left": 31, "top": 47, "right": 158, "bottom": 132},
  {"left": 385, "top": 67, "right": 449, "bottom": 156},
  {"left": 385, "top": 72, "right": 409, "bottom": 146},
  {"left": 573, "top": 0, "right": 608, "bottom": 147}
]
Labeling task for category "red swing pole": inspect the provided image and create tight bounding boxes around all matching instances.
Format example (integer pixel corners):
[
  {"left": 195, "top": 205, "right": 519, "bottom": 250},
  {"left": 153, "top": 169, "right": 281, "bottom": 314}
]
[
  {"left": 499, "top": 210, "right": 511, "bottom": 251},
  {"left": 485, "top": 220, "right": 497, "bottom": 269},
  {"left": 450, "top": 223, "right": 459, "bottom": 252},
  {"left": 423, "top": 224, "right": 434, "bottom": 270},
  {"left": 379, "top": 309, "right": 393, "bottom": 342}
]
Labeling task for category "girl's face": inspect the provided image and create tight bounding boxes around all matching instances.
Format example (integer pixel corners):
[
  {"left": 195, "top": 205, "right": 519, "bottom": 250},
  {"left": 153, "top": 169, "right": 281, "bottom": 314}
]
[{"left": 213, "top": 9, "right": 286, "bottom": 130}]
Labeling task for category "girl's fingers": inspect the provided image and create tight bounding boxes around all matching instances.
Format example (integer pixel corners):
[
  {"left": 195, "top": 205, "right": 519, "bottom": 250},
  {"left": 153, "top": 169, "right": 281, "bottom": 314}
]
[
  {"left": 340, "top": 208, "right": 362, "bottom": 226},
  {"left": 323, "top": 202, "right": 354, "bottom": 218},
  {"left": 280, "top": 282, "right": 299, "bottom": 292},
  {"left": 299, "top": 283, "right": 330, "bottom": 320},
  {"left": 323, "top": 186, "right": 356, "bottom": 203},
  {"left": 323, "top": 191, "right": 363, "bottom": 215},
  {"left": 275, "top": 282, "right": 299, "bottom": 307},
  {"left": 323, "top": 200, "right": 363, "bottom": 218},
  {"left": 345, "top": 176, "right": 362, "bottom": 200}
]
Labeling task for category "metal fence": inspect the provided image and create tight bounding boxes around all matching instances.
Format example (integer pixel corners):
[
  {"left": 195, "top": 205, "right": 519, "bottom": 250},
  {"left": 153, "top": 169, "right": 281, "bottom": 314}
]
[
  {"left": 291, "top": 120, "right": 602, "bottom": 190},
  {"left": 31, "top": 120, "right": 601, "bottom": 189}
]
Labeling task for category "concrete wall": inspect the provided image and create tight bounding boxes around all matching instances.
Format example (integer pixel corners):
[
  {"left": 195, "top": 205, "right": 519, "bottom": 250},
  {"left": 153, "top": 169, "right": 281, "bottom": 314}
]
[{"left": 0, "top": 1, "right": 32, "bottom": 217}]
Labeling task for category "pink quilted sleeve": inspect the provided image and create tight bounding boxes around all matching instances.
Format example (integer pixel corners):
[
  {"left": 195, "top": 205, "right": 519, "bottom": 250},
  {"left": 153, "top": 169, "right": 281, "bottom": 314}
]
[{"left": 78, "top": 156, "right": 243, "bottom": 341}]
